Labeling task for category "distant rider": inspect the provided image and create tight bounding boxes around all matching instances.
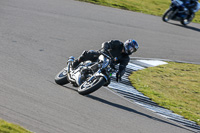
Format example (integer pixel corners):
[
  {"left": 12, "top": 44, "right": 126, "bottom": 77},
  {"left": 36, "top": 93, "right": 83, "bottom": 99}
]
[
  {"left": 72, "top": 39, "right": 139, "bottom": 82},
  {"left": 181, "top": 0, "right": 199, "bottom": 17}
]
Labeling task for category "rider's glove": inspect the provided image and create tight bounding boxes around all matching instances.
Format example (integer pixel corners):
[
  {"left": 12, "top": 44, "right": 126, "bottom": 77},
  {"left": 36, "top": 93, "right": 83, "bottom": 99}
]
[{"left": 116, "top": 72, "right": 121, "bottom": 82}]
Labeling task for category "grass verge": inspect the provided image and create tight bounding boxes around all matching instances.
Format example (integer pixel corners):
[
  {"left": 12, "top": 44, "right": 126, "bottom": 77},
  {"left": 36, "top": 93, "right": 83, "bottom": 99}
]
[
  {"left": 0, "top": 119, "right": 31, "bottom": 133},
  {"left": 78, "top": 0, "right": 200, "bottom": 23},
  {"left": 129, "top": 62, "right": 200, "bottom": 125}
]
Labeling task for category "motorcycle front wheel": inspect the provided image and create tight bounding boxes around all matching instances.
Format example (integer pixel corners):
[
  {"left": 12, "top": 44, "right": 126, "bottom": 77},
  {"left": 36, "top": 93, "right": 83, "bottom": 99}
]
[
  {"left": 55, "top": 69, "right": 69, "bottom": 85},
  {"left": 78, "top": 76, "right": 105, "bottom": 95},
  {"left": 162, "top": 8, "right": 174, "bottom": 22}
]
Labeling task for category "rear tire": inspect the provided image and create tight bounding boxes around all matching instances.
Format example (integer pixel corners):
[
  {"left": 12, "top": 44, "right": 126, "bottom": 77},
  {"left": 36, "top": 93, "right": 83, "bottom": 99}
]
[
  {"left": 78, "top": 77, "right": 105, "bottom": 95},
  {"left": 55, "top": 69, "right": 69, "bottom": 85},
  {"left": 162, "top": 8, "right": 174, "bottom": 22},
  {"left": 181, "top": 13, "right": 195, "bottom": 25}
]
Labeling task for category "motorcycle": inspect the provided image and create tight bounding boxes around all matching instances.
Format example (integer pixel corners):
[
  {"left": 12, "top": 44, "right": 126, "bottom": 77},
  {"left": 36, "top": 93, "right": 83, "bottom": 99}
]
[
  {"left": 162, "top": 0, "right": 200, "bottom": 25},
  {"left": 55, "top": 50, "right": 117, "bottom": 95}
]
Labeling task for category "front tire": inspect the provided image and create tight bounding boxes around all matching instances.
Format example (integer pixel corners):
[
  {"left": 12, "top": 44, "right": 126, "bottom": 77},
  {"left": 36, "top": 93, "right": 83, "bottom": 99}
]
[
  {"left": 162, "top": 8, "right": 174, "bottom": 22},
  {"left": 55, "top": 69, "right": 69, "bottom": 85},
  {"left": 78, "top": 76, "right": 105, "bottom": 95}
]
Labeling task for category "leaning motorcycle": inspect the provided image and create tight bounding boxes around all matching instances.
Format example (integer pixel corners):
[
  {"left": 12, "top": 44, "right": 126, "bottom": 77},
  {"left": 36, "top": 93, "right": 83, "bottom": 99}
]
[
  {"left": 162, "top": 0, "right": 200, "bottom": 25},
  {"left": 55, "top": 51, "right": 116, "bottom": 95}
]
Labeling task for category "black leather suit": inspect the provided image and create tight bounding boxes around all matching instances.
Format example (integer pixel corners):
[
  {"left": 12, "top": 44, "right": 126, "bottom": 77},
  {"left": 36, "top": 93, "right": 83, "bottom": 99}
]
[
  {"left": 182, "top": 0, "right": 198, "bottom": 14},
  {"left": 73, "top": 40, "right": 130, "bottom": 78}
]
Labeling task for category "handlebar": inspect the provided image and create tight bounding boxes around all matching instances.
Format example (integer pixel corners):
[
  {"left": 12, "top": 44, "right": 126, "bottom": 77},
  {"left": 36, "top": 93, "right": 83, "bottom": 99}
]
[
  {"left": 99, "top": 51, "right": 112, "bottom": 60},
  {"left": 98, "top": 48, "right": 112, "bottom": 60},
  {"left": 97, "top": 49, "right": 117, "bottom": 71}
]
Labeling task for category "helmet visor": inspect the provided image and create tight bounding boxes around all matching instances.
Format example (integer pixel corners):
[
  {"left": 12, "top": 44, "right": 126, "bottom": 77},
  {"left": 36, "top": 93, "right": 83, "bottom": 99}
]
[{"left": 125, "top": 44, "right": 135, "bottom": 55}]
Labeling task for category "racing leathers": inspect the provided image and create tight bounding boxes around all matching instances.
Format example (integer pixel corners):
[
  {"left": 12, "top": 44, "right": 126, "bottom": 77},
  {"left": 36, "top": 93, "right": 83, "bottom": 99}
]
[
  {"left": 72, "top": 40, "right": 130, "bottom": 82},
  {"left": 182, "top": 0, "right": 199, "bottom": 15}
]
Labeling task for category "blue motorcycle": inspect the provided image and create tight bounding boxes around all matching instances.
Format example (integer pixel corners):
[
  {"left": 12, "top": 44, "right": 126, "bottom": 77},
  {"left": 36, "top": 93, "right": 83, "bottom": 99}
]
[{"left": 162, "top": 0, "right": 195, "bottom": 25}]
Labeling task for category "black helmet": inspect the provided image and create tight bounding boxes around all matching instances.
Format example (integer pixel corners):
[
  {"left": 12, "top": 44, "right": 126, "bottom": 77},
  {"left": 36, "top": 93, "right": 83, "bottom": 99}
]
[{"left": 124, "top": 39, "right": 139, "bottom": 55}]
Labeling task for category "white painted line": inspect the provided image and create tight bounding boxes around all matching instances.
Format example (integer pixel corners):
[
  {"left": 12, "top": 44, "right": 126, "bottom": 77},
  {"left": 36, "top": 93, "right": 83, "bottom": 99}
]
[
  {"left": 137, "top": 60, "right": 168, "bottom": 67},
  {"left": 127, "top": 62, "right": 145, "bottom": 70}
]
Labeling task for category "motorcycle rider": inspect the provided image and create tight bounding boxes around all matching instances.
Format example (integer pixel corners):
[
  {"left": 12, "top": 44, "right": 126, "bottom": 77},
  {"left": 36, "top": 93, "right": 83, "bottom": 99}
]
[
  {"left": 181, "top": 0, "right": 199, "bottom": 17},
  {"left": 72, "top": 39, "right": 139, "bottom": 82}
]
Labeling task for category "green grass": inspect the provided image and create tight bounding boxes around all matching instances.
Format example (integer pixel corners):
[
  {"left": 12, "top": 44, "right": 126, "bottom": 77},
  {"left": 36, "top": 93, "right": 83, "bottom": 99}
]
[
  {"left": 0, "top": 119, "right": 31, "bottom": 133},
  {"left": 78, "top": 0, "right": 200, "bottom": 23},
  {"left": 129, "top": 62, "right": 200, "bottom": 125}
]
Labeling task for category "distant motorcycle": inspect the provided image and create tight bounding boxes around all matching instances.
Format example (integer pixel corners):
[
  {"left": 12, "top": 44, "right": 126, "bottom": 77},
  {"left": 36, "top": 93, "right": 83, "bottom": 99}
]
[
  {"left": 162, "top": 0, "right": 200, "bottom": 25},
  {"left": 55, "top": 50, "right": 116, "bottom": 95}
]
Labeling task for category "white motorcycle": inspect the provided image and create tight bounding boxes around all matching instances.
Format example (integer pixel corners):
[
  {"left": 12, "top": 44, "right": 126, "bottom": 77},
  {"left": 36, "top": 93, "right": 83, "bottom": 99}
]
[{"left": 55, "top": 51, "right": 116, "bottom": 95}]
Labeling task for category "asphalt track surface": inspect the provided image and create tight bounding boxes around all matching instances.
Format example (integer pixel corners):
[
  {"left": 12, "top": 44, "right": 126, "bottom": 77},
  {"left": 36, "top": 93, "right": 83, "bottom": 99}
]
[{"left": 0, "top": 0, "right": 200, "bottom": 133}]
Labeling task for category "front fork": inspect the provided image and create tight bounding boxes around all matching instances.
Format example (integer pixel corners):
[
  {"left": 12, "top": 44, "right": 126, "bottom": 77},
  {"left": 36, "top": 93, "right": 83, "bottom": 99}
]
[
  {"left": 169, "top": 6, "right": 178, "bottom": 19},
  {"left": 66, "top": 56, "right": 75, "bottom": 72},
  {"left": 66, "top": 56, "right": 76, "bottom": 83}
]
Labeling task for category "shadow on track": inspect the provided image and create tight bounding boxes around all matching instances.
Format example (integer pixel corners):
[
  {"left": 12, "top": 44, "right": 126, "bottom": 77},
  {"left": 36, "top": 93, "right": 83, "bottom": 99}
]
[
  {"left": 167, "top": 22, "right": 200, "bottom": 32},
  {"left": 87, "top": 95, "right": 196, "bottom": 133},
  {"left": 63, "top": 86, "right": 77, "bottom": 92},
  {"left": 48, "top": 79, "right": 77, "bottom": 92}
]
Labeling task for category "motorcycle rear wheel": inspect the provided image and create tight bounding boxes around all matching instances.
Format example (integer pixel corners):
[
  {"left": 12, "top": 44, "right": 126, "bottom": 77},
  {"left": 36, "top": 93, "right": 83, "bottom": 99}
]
[
  {"left": 78, "top": 76, "right": 105, "bottom": 95},
  {"left": 181, "top": 13, "right": 195, "bottom": 25},
  {"left": 55, "top": 69, "right": 69, "bottom": 85}
]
